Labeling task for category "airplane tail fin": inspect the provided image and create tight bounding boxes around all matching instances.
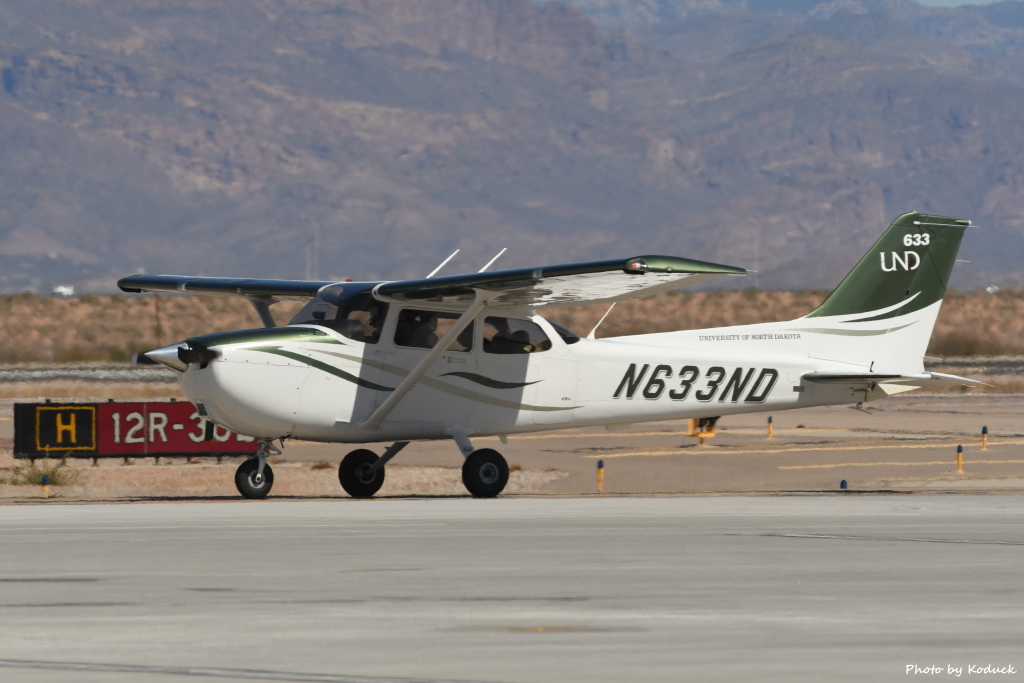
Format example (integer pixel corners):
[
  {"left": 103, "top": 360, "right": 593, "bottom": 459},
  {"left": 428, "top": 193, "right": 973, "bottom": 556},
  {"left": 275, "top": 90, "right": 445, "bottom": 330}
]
[{"left": 800, "top": 212, "right": 969, "bottom": 373}]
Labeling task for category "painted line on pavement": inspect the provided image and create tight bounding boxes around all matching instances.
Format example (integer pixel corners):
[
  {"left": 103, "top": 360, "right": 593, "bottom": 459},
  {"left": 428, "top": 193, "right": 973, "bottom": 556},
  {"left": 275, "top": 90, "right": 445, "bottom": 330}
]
[{"left": 582, "top": 439, "right": 1024, "bottom": 459}]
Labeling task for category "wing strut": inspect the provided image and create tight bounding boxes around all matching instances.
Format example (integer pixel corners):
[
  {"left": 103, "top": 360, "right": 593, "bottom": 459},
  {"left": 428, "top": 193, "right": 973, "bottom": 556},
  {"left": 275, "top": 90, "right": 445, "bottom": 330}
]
[
  {"left": 247, "top": 297, "right": 277, "bottom": 328},
  {"left": 359, "top": 290, "right": 494, "bottom": 432}
]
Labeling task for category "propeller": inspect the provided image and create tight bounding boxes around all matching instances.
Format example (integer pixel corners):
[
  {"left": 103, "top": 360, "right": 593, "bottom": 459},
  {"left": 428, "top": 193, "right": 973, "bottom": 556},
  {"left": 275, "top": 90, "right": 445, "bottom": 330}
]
[
  {"left": 177, "top": 340, "right": 220, "bottom": 368},
  {"left": 145, "top": 339, "right": 219, "bottom": 371}
]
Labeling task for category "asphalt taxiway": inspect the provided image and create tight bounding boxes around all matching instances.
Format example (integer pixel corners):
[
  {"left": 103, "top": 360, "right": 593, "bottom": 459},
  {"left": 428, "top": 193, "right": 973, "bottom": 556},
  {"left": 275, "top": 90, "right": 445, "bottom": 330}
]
[{"left": 1, "top": 496, "right": 1021, "bottom": 682}]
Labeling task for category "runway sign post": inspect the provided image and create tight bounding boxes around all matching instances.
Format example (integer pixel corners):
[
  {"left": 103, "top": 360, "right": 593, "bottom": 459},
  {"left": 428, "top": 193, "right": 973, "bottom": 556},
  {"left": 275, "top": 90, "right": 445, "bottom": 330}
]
[{"left": 14, "top": 401, "right": 259, "bottom": 461}]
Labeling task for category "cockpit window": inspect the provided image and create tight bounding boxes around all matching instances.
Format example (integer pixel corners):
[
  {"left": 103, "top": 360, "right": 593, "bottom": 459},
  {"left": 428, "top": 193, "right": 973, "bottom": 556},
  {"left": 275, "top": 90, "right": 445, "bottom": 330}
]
[
  {"left": 483, "top": 317, "right": 551, "bottom": 354},
  {"left": 394, "top": 309, "right": 473, "bottom": 351},
  {"left": 289, "top": 288, "right": 388, "bottom": 344}
]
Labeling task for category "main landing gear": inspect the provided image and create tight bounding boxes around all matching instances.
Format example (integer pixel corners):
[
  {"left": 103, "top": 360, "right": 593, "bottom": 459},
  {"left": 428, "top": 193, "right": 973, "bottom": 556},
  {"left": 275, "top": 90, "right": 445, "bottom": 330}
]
[
  {"left": 337, "top": 436, "right": 509, "bottom": 499},
  {"left": 338, "top": 441, "right": 407, "bottom": 498},
  {"left": 461, "top": 448, "right": 509, "bottom": 498},
  {"left": 234, "top": 438, "right": 281, "bottom": 499}
]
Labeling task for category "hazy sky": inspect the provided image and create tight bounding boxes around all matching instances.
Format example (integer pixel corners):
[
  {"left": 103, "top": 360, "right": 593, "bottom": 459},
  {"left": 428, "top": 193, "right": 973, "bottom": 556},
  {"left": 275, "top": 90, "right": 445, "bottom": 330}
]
[{"left": 916, "top": 0, "right": 1001, "bottom": 5}]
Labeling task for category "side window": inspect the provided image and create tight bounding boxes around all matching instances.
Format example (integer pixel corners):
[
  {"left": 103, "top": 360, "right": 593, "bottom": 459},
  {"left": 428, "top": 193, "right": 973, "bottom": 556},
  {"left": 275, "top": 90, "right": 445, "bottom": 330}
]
[
  {"left": 394, "top": 309, "right": 473, "bottom": 352},
  {"left": 483, "top": 317, "right": 551, "bottom": 354}
]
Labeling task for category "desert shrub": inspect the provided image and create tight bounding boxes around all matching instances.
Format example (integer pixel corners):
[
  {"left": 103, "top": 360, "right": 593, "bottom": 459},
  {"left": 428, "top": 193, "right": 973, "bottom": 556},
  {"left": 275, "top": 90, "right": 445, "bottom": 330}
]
[{"left": 3, "top": 457, "right": 78, "bottom": 486}]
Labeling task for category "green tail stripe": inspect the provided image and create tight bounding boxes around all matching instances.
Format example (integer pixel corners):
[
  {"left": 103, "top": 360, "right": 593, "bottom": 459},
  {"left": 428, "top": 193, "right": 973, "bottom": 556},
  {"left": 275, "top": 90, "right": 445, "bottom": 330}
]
[
  {"left": 439, "top": 372, "right": 539, "bottom": 389},
  {"left": 786, "top": 323, "right": 914, "bottom": 337},
  {"left": 804, "top": 212, "right": 968, "bottom": 320}
]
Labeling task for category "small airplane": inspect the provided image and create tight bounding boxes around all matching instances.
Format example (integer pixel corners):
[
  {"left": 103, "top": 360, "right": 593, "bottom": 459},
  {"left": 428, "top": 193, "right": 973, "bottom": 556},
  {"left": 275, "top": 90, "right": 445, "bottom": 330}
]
[{"left": 120, "top": 212, "right": 981, "bottom": 499}]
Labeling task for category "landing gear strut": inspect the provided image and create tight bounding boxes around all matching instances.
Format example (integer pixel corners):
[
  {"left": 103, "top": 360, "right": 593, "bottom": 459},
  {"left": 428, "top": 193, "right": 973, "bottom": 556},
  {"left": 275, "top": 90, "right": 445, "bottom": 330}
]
[
  {"left": 450, "top": 433, "right": 509, "bottom": 498},
  {"left": 234, "top": 438, "right": 281, "bottom": 499}
]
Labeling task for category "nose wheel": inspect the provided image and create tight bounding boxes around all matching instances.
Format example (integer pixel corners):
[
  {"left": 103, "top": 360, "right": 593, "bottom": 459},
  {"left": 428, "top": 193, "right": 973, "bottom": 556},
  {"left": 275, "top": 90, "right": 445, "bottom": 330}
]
[
  {"left": 234, "top": 437, "right": 281, "bottom": 499},
  {"left": 235, "top": 458, "right": 274, "bottom": 499}
]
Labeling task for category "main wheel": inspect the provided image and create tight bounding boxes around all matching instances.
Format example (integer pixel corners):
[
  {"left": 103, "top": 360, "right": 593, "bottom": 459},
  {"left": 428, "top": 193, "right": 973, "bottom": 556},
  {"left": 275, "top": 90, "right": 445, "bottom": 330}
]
[
  {"left": 339, "top": 449, "right": 385, "bottom": 498},
  {"left": 235, "top": 459, "right": 274, "bottom": 499},
  {"left": 462, "top": 449, "right": 509, "bottom": 498}
]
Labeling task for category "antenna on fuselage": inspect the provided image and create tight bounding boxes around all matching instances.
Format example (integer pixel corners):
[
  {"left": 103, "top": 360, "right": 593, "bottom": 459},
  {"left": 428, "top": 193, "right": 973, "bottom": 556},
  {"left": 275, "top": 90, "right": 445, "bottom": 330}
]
[
  {"left": 426, "top": 249, "right": 460, "bottom": 278},
  {"left": 478, "top": 248, "right": 507, "bottom": 273},
  {"left": 587, "top": 302, "right": 617, "bottom": 339}
]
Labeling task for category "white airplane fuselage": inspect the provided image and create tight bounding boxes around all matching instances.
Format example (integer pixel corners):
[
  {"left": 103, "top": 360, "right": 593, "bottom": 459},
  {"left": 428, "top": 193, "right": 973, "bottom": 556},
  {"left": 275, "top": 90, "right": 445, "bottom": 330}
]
[{"left": 180, "top": 314, "right": 882, "bottom": 445}]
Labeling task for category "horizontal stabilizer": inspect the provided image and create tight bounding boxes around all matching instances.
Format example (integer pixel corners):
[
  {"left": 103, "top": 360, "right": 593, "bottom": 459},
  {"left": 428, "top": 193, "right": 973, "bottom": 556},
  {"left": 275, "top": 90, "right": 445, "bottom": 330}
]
[{"left": 803, "top": 372, "right": 988, "bottom": 388}]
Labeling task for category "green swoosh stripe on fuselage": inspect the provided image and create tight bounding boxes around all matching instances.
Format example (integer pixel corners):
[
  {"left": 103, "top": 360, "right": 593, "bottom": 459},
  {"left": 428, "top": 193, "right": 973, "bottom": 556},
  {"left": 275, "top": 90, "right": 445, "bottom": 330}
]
[
  {"left": 312, "top": 349, "right": 573, "bottom": 413},
  {"left": 438, "top": 372, "right": 539, "bottom": 389},
  {"left": 253, "top": 346, "right": 397, "bottom": 392}
]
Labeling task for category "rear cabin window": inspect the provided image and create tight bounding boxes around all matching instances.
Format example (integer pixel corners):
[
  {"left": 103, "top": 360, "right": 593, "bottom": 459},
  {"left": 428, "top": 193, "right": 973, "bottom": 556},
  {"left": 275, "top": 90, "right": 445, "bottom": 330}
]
[
  {"left": 483, "top": 317, "right": 551, "bottom": 354},
  {"left": 394, "top": 309, "right": 473, "bottom": 352},
  {"left": 289, "top": 291, "right": 388, "bottom": 344}
]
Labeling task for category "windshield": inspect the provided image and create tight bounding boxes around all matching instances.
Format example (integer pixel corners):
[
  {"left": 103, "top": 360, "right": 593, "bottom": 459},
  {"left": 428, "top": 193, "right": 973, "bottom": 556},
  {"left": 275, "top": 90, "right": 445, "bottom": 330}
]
[
  {"left": 289, "top": 285, "right": 388, "bottom": 343},
  {"left": 545, "top": 318, "right": 581, "bottom": 345}
]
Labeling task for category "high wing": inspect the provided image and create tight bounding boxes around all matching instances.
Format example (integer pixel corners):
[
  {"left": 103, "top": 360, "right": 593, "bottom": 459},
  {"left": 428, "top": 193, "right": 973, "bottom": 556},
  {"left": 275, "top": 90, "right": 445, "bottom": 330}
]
[
  {"left": 117, "top": 275, "right": 336, "bottom": 302},
  {"left": 374, "top": 255, "right": 744, "bottom": 309},
  {"left": 118, "top": 255, "right": 745, "bottom": 309}
]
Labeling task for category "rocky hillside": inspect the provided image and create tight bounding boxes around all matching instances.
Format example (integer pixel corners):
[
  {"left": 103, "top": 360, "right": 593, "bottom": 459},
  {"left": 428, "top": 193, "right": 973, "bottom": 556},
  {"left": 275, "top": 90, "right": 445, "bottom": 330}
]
[{"left": 0, "top": 0, "right": 1022, "bottom": 293}]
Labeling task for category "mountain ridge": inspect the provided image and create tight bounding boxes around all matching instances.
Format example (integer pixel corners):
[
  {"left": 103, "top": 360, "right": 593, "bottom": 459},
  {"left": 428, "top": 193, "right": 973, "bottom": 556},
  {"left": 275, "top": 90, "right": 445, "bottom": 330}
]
[{"left": 0, "top": 0, "right": 1021, "bottom": 292}]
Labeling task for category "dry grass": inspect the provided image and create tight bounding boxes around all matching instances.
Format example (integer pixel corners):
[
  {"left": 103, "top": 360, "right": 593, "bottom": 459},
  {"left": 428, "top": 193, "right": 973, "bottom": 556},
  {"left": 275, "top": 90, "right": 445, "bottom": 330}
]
[
  {"left": 0, "top": 292, "right": 303, "bottom": 363},
  {"left": 0, "top": 381, "right": 184, "bottom": 400},
  {"left": 0, "top": 288, "right": 1018, "bottom": 362}
]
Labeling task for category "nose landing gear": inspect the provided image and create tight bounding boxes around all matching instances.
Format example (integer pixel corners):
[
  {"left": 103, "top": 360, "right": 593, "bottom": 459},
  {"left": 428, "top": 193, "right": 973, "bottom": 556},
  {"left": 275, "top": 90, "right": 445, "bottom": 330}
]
[{"left": 234, "top": 438, "right": 281, "bottom": 499}]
